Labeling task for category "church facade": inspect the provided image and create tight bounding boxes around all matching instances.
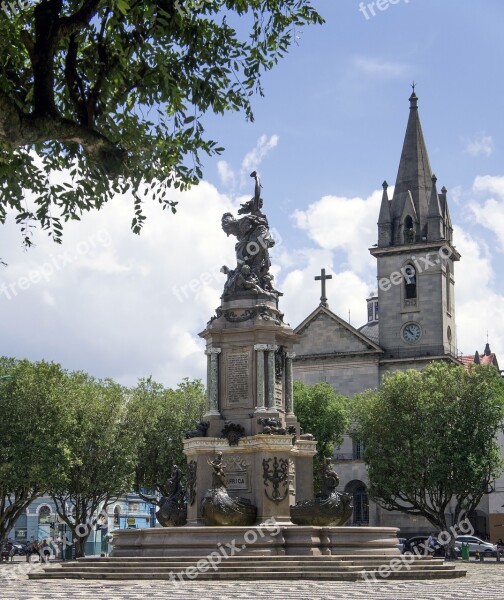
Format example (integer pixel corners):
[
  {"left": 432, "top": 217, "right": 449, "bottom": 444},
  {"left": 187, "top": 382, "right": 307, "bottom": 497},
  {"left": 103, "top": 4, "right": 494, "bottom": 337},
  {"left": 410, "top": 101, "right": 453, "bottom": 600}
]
[{"left": 292, "top": 92, "right": 503, "bottom": 538}]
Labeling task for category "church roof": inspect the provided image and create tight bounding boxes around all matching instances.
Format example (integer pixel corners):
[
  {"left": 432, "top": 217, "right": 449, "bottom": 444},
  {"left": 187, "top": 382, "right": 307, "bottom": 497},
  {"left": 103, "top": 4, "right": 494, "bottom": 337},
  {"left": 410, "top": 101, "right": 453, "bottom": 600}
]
[
  {"left": 357, "top": 321, "right": 379, "bottom": 345},
  {"left": 459, "top": 343, "right": 500, "bottom": 370},
  {"left": 294, "top": 304, "right": 383, "bottom": 356}
]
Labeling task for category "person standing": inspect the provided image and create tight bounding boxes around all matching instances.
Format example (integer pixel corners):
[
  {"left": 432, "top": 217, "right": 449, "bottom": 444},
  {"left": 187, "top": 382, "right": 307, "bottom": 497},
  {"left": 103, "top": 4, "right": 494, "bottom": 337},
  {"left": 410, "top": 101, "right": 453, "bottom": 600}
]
[
  {"left": 41, "top": 539, "right": 51, "bottom": 563},
  {"left": 24, "top": 540, "right": 33, "bottom": 562}
]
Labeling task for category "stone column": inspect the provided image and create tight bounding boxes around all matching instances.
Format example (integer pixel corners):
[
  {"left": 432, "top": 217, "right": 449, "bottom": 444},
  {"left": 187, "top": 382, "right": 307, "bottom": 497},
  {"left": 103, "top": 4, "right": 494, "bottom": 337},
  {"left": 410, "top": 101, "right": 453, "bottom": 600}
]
[
  {"left": 254, "top": 344, "right": 268, "bottom": 411},
  {"left": 285, "top": 352, "right": 295, "bottom": 416},
  {"left": 266, "top": 345, "right": 277, "bottom": 410},
  {"left": 205, "top": 347, "right": 221, "bottom": 415}
]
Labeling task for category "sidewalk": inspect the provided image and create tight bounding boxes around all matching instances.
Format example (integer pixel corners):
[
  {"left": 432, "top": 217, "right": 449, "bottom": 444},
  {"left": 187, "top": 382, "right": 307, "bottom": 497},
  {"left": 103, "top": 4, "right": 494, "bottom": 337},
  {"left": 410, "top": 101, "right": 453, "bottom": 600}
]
[{"left": 2, "top": 560, "right": 504, "bottom": 600}]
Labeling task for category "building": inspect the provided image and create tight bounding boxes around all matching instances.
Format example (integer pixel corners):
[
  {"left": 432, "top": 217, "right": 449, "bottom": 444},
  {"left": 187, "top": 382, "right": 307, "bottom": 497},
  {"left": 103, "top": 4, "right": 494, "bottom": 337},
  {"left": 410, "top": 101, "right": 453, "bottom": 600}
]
[
  {"left": 293, "top": 91, "right": 502, "bottom": 539},
  {"left": 8, "top": 493, "right": 155, "bottom": 555}
]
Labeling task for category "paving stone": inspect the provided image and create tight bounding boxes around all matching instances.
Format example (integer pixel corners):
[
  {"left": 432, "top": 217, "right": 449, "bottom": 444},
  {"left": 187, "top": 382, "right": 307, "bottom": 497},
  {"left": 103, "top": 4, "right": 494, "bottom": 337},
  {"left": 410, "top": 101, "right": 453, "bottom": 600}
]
[{"left": 1, "top": 562, "right": 504, "bottom": 599}]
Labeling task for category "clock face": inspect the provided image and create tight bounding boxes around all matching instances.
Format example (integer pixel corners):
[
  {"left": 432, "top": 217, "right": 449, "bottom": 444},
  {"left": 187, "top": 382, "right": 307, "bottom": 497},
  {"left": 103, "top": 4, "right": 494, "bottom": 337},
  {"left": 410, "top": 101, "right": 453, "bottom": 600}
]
[{"left": 402, "top": 322, "right": 422, "bottom": 343}]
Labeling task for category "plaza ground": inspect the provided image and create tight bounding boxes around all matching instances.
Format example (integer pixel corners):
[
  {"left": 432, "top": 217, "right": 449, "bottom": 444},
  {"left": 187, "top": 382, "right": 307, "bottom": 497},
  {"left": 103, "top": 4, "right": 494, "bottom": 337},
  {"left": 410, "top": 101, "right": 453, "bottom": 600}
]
[{"left": 1, "top": 560, "right": 503, "bottom": 599}]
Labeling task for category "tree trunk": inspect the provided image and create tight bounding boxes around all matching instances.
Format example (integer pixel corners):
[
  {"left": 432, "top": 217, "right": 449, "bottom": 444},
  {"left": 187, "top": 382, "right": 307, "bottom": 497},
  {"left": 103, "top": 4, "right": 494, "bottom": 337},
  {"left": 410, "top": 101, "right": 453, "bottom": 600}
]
[{"left": 73, "top": 535, "right": 88, "bottom": 558}]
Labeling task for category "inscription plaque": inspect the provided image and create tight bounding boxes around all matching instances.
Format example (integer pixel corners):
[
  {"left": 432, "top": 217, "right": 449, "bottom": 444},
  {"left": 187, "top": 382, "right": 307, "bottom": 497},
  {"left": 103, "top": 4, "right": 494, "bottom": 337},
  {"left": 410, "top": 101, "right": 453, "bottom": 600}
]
[
  {"left": 226, "top": 471, "right": 250, "bottom": 491},
  {"left": 227, "top": 351, "right": 249, "bottom": 404},
  {"left": 275, "top": 376, "right": 283, "bottom": 408}
]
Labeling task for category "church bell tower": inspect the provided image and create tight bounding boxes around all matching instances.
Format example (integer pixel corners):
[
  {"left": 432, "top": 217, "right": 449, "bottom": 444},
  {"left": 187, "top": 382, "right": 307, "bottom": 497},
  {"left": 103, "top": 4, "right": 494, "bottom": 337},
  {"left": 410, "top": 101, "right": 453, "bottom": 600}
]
[{"left": 370, "top": 91, "right": 460, "bottom": 367}]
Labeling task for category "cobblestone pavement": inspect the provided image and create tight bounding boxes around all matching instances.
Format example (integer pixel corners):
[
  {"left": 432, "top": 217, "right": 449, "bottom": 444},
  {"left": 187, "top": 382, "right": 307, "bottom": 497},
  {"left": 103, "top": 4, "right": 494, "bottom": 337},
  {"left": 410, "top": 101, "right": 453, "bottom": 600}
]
[{"left": 1, "top": 562, "right": 503, "bottom": 599}]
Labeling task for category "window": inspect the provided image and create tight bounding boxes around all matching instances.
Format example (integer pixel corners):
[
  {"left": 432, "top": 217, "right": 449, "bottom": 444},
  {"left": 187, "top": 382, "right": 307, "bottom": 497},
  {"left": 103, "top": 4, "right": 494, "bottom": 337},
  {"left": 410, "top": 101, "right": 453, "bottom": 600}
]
[
  {"left": 353, "top": 487, "right": 369, "bottom": 525},
  {"left": 404, "top": 264, "right": 417, "bottom": 299},
  {"left": 367, "top": 302, "right": 373, "bottom": 322},
  {"left": 345, "top": 480, "right": 369, "bottom": 525},
  {"left": 404, "top": 216, "right": 415, "bottom": 243},
  {"left": 353, "top": 439, "right": 364, "bottom": 460},
  {"left": 38, "top": 505, "right": 51, "bottom": 525}
]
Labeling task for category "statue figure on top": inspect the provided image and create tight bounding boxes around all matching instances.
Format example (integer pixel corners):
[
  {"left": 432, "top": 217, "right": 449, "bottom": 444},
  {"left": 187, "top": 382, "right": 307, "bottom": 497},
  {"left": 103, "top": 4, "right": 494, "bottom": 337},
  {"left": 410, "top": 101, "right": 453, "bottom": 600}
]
[{"left": 220, "top": 171, "right": 281, "bottom": 299}]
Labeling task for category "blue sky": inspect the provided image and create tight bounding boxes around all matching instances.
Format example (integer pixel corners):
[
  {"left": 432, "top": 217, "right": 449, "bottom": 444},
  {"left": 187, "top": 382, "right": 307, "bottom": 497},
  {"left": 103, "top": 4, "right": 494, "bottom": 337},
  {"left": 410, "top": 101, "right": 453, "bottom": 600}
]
[{"left": 2, "top": 0, "right": 504, "bottom": 387}]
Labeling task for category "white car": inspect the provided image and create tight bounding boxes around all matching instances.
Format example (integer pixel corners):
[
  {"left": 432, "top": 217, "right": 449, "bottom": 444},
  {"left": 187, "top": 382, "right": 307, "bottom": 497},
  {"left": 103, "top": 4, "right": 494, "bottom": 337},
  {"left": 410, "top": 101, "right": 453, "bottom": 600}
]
[{"left": 455, "top": 535, "right": 497, "bottom": 556}]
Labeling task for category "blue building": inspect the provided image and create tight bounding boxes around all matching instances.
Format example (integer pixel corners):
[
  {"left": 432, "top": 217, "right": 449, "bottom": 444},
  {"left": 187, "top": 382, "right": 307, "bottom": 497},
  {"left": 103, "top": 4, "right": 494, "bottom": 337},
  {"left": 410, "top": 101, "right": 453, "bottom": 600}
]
[{"left": 9, "top": 493, "right": 157, "bottom": 556}]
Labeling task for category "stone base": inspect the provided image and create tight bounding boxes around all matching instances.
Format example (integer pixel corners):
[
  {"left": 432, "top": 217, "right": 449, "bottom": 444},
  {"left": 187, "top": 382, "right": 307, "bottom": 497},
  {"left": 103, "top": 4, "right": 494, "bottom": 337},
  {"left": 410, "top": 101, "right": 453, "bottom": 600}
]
[{"left": 110, "top": 525, "right": 400, "bottom": 557}]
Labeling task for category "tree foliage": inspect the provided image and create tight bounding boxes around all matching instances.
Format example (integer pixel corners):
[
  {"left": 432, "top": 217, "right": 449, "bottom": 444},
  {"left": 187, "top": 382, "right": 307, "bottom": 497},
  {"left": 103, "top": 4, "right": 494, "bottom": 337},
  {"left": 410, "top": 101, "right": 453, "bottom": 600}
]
[
  {"left": 0, "top": 357, "right": 72, "bottom": 543},
  {"left": 127, "top": 377, "right": 206, "bottom": 500},
  {"left": 294, "top": 380, "right": 349, "bottom": 483},
  {"left": 0, "top": 0, "right": 323, "bottom": 245},
  {"left": 351, "top": 362, "right": 504, "bottom": 540},
  {"left": 49, "top": 372, "right": 137, "bottom": 558}
]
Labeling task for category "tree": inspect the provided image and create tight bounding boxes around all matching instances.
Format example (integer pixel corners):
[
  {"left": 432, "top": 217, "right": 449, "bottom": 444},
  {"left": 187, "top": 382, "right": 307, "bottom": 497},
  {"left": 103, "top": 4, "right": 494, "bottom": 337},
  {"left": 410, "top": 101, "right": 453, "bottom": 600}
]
[
  {"left": 352, "top": 362, "right": 504, "bottom": 555},
  {"left": 0, "top": 357, "right": 72, "bottom": 543},
  {"left": 49, "top": 372, "right": 138, "bottom": 558},
  {"left": 294, "top": 380, "right": 349, "bottom": 485},
  {"left": 0, "top": 1, "right": 323, "bottom": 245},
  {"left": 127, "top": 377, "right": 205, "bottom": 500}
]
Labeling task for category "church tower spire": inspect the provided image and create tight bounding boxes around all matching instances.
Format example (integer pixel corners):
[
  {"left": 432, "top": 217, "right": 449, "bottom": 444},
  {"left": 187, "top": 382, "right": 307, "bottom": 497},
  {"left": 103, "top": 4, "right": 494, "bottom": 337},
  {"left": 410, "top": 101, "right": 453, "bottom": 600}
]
[{"left": 390, "top": 91, "right": 433, "bottom": 244}]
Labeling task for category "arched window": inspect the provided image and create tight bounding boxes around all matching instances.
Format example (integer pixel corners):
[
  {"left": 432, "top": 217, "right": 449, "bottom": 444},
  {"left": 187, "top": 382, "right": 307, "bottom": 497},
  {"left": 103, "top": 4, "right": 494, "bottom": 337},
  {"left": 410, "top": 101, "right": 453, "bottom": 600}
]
[
  {"left": 404, "top": 216, "right": 415, "bottom": 243},
  {"left": 345, "top": 480, "right": 369, "bottom": 525},
  {"left": 446, "top": 264, "right": 451, "bottom": 312},
  {"left": 404, "top": 264, "right": 417, "bottom": 299},
  {"left": 38, "top": 505, "right": 51, "bottom": 525},
  {"left": 114, "top": 505, "right": 121, "bottom": 525}
]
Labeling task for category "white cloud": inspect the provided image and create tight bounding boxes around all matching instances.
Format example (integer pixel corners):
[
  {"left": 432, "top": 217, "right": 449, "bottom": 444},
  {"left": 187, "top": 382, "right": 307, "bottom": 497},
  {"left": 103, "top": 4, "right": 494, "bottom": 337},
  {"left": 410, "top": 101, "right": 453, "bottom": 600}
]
[
  {"left": 469, "top": 175, "right": 504, "bottom": 250},
  {"left": 290, "top": 189, "right": 382, "bottom": 274},
  {"left": 464, "top": 133, "right": 494, "bottom": 157},
  {"left": 217, "top": 160, "right": 236, "bottom": 188},
  {"left": 352, "top": 56, "right": 407, "bottom": 78},
  {"left": 241, "top": 134, "right": 279, "bottom": 177},
  {"left": 473, "top": 175, "right": 504, "bottom": 197},
  {"left": 216, "top": 135, "right": 279, "bottom": 192},
  {"left": 449, "top": 185, "right": 463, "bottom": 205},
  {"left": 452, "top": 225, "right": 504, "bottom": 360}
]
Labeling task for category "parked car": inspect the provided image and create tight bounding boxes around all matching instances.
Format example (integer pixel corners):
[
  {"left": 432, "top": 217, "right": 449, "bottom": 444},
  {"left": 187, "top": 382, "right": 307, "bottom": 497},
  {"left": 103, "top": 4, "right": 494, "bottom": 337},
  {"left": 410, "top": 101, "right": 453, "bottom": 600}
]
[
  {"left": 12, "top": 544, "right": 26, "bottom": 556},
  {"left": 454, "top": 535, "right": 497, "bottom": 556},
  {"left": 404, "top": 536, "right": 442, "bottom": 557},
  {"left": 396, "top": 537, "right": 407, "bottom": 553},
  {"left": 0, "top": 542, "right": 27, "bottom": 559},
  {"left": 403, "top": 536, "right": 461, "bottom": 557}
]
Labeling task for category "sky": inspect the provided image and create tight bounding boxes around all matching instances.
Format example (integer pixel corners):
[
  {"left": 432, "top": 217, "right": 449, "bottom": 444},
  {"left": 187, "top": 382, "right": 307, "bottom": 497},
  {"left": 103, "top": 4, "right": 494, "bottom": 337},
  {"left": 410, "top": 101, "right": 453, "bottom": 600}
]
[{"left": 2, "top": 0, "right": 504, "bottom": 389}]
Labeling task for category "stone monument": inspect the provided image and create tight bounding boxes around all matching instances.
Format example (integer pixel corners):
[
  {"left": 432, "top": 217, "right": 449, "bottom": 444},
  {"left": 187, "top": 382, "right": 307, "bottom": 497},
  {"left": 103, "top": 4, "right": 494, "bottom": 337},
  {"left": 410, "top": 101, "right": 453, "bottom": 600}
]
[{"left": 184, "top": 171, "right": 317, "bottom": 525}]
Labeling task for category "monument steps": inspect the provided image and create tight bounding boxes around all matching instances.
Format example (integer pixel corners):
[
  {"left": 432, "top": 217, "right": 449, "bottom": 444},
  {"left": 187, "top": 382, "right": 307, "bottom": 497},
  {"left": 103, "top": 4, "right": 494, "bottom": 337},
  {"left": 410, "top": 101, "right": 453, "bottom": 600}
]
[{"left": 29, "top": 555, "right": 466, "bottom": 581}]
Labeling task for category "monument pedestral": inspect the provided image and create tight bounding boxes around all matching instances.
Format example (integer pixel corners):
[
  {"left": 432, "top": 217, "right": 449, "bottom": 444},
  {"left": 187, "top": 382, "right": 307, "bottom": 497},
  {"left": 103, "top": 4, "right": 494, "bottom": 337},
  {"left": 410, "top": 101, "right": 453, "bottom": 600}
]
[{"left": 185, "top": 292, "right": 317, "bottom": 525}]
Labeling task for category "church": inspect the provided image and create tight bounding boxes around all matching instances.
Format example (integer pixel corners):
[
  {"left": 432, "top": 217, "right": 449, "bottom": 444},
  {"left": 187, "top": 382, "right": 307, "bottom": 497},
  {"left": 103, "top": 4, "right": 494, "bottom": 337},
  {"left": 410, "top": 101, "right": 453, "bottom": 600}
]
[{"left": 292, "top": 91, "right": 503, "bottom": 539}]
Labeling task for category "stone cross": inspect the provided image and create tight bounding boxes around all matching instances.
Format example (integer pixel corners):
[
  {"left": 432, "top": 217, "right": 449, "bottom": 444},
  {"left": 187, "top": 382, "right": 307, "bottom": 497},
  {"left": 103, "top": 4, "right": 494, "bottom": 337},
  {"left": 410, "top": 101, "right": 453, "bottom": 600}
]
[{"left": 315, "top": 268, "right": 332, "bottom": 307}]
